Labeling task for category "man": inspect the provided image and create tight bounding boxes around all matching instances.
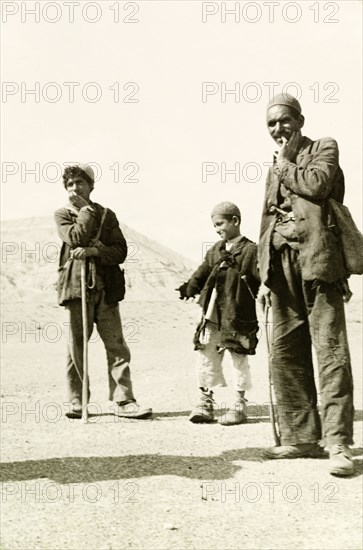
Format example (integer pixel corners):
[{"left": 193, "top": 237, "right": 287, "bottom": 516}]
[
  {"left": 55, "top": 163, "right": 152, "bottom": 419},
  {"left": 258, "top": 94, "right": 354, "bottom": 476}
]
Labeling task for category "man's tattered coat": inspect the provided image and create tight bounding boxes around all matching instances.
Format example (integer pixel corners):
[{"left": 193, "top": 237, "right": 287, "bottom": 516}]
[
  {"left": 259, "top": 136, "right": 347, "bottom": 286},
  {"left": 55, "top": 203, "right": 127, "bottom": 305}
]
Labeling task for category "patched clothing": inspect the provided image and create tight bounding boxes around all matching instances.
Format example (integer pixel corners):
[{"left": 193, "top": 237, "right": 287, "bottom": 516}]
[
  {"left": 186, "top": 236, "right": 260, "bottom": 393},
  {"left": 258, "top": 135, "right": 354, "bottom": 447},
  {"left": 188, "top": 236, "right": 260, "bottom": 355},
  {"left": 55, "top": 203, "right": 127, "bottom": 305},
  {"left": 259, "top": 136, "right": 346, "bottom": 285},
  {"left": 55, "top": 202, "right": 133, "bottom": 404},
  {"left": 196, "top": 322, "right": 252, "bottom": 391}
]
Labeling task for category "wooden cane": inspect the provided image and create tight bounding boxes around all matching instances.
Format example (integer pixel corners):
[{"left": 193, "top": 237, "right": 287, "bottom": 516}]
[
  {"left": 81, "top": 259, "right": 89, "bottom": 423},
  {"left": 264, "top": 304, "right": 281, "bottom": 446}
]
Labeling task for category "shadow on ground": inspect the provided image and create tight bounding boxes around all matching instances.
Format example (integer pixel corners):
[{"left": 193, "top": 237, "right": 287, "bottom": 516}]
[
  {"left": 138, "top": 408, "right": 363, "bottom": 423},
  {"left": 93, "top": 406, "right": 363, "bottom": 423},
  {"left": 94, "top": 404, "right": 273, "bottom": 422},
  {"left": 152, "top": 411, "right": 271, "bottom": 423},
  {"left": 0, "top": 448, "right": 265, "bottom": 484},
  {"left": 2, "top": 448, "right": 362, "bottom": 484}
]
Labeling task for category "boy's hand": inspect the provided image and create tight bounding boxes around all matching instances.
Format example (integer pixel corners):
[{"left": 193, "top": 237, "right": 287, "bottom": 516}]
[
  {"left": 257, "top": 284, "right": 271, "bottom": 311},
  {"left": 176, "top": 282, "right": 193, "bottom": 300}
]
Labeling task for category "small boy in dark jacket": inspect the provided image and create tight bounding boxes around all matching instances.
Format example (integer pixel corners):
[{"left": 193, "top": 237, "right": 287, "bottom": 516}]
[{"left": 177, "top": 202, "right": 260, "bottom": 425}]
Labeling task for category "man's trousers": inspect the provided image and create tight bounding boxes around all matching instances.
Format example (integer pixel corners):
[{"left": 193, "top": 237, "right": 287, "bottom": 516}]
[
  {"left": 65, "top": 289, "right": 134, "bottom": 404},
  {"left": 269, "top": 247, "right": 354, "bottom": 447}
]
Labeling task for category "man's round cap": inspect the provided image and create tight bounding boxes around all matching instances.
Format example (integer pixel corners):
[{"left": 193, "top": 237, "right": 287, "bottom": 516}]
[
  {"left": 65, "top": 163, "right": 95, "bottom": 181},
  {"left": 211, "top": 201, "right": 241, "bottom": 219},
  {"left": 267, "top": 93, "right": 302, "bottom": 115}
]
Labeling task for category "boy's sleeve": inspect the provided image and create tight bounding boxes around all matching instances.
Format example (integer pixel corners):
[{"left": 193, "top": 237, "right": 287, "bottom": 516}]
[
  {"left": 241, "top": 243, "right": 261, "bottom": 298},
  {"left": 249, "top": 244, "right": 260, "bottom": 284},
  {"left": 186, "top": 248, "right": 214, "bottom": 297}
]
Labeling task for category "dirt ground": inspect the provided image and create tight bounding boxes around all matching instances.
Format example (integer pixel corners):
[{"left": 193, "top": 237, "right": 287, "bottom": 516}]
[{"left": 1, "top": 293, "right": 362, "bottom": 550}]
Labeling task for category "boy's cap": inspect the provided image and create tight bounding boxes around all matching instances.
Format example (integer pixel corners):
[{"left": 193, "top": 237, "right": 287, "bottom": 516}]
[
  {"left": 64, "top": 163, "right": 95, "bottom": 181},
  {"left": 267, "top": 93, "right": 302, "bottom": 115},
  {"left": 211, "top": 201, "right": 241, "bottom": 219}
]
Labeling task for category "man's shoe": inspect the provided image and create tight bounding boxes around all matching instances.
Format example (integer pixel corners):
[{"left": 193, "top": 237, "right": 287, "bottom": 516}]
[
  {"left": 219, "top": 398, "right": 248, "bottom": 426},
  {"left": 115, "top": 400, "right": 152, "bottom": 419},
  {"left": 65, "top": 402, "right": 82, "bottom": 419},
  {"left": 189, "top": 390, "right": 214, "bottom": 423},
  {"left": 264, "top": 443, "right": 325, "bottom": 459},
  {"left": 329, "top": 444, "right": 354, "bottom": 476}
]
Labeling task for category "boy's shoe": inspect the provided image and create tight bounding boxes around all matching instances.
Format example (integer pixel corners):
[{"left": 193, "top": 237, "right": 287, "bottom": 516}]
[
  {"left": 115, "top": 400, "right": 152, "bottom": 419},
  {"left": 189, "top": 390, "right": 214, "bottom": 423},
  {"left": 329, "top": 444, "right": 354, "bottom": 476},
  {"left": 65, "top": 402, "right": 82, "bottom": 419},
  {"left": 219, "top": 398, "right": 248, "bottom": 426},
  {"left": 263, "top": 443, "right": 325, "bottom": 459}
]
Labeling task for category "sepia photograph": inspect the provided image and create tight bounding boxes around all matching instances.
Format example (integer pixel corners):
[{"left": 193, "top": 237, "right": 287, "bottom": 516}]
[{"left": 1, "top": 1, "right": 362, "bottom": 549}]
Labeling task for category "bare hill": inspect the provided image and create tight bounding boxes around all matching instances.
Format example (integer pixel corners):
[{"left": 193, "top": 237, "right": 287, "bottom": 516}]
[{"left": 1, "top": 217, "right": 197, "bottom": 303}]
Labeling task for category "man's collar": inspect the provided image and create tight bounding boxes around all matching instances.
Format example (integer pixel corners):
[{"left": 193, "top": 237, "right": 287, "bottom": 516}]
[{"left": 298, "top": 135, "right": 307, "bottom": 151}]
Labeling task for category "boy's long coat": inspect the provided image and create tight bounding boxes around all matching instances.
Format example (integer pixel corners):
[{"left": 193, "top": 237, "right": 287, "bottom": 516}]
[{"left": 187, "top": 237, "right": 260, "bottom": 354}]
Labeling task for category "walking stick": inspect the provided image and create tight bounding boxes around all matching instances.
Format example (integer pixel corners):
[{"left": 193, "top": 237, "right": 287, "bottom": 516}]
[
  {"left": 81, "top": 259, "right": 89, "bottom": 423},
  {"left": 264, "top": 304, "right": 281, "bottom": 446}
]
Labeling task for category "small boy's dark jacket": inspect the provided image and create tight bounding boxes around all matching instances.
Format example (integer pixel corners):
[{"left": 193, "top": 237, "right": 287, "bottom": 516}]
[
  {"left": 186, "top": 237, "right": 260, "bottom": 354},
  {"left": 54, "top": 202, "right": 127, "bottom": 306}
]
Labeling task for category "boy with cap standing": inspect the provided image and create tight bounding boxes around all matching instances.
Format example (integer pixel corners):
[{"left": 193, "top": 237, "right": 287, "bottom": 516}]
[
  {"left": 177, "top": 202, "right": 260, "bottom": 425},
  {"left": 55, "top": 164, "right": 152, "bottom": 419}
]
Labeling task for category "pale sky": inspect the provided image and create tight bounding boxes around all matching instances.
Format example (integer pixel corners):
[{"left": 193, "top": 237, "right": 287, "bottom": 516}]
[{"left": 1, "top": 0, "right": 362, "bottom": 262}]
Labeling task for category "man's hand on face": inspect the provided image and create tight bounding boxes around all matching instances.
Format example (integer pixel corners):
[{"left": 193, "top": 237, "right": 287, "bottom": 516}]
[
  {"left": 276, "top": 131, "right": 301, "bottom": 163},
  {"left": 68, "top": 191, "right": 89, "bottom": 209},
  {"left": 72, "top": 247, "right": 99, "bottom": 259}
]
